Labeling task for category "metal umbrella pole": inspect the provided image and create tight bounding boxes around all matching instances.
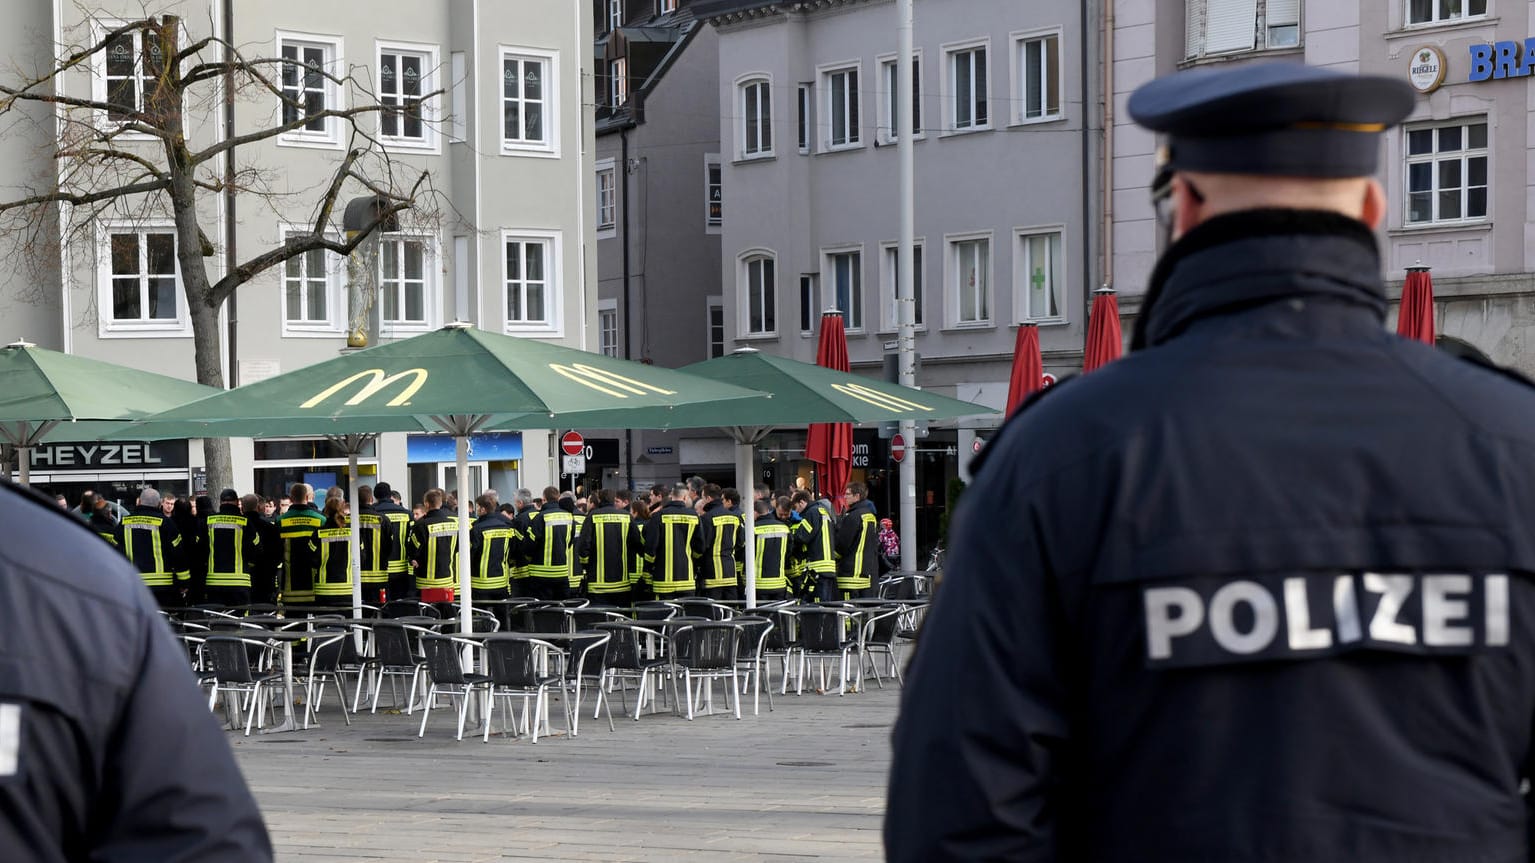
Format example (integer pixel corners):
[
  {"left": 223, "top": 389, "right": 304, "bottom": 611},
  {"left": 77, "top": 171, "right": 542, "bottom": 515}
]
[
  {"left": 724, "top": 425, "right": 773, "bottom": 608},
  {"left": 326, "top": 432, "right": 376, "bottom": 652},
  {"left": 3, "top": 420, "right": 58, "bottom": 487}
]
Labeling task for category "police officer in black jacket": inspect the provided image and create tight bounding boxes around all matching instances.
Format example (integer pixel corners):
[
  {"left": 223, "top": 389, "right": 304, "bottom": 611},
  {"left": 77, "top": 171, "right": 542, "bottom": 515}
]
[
  {"left": 0, "top": 479, "right": 271, "bottom": 859},
  {"left": 888, "top": 63, "right": 1535, "bottom": 863}
]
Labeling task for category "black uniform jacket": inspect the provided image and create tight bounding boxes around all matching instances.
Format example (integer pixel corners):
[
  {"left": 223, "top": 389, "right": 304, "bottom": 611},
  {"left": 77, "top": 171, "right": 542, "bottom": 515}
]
[
  {"left": 0, "top": 480, "right": 271, "bottom": 860},
  {"left": 886, "top": 211, "right": 1535, "bottom": 863}
]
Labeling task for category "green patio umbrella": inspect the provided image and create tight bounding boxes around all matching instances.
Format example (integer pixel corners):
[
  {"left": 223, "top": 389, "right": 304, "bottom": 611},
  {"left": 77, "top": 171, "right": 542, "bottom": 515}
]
[
  {"left": 555, "top": 348, "right": 994, "bottom": 606},
  {"left": 0, "top": 339, "right": 222, "bottom": 486},
  {"left": 109, "top": 323, "right": 772, "bottom": 635}
]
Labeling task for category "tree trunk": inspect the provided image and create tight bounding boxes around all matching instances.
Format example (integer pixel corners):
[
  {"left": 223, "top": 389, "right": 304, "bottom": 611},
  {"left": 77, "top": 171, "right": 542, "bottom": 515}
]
[{"left": 188, "top": 297, "right": 232, "bottom": 494}]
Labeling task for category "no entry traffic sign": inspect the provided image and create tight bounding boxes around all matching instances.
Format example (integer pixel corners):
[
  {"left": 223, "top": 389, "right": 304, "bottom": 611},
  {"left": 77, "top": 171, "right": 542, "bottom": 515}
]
[
  {"left": 560, "top": 431, "right": 585, "bottom": 456},
  {"left": 891, "top": 433, "right": 907, "bottom": 463}
]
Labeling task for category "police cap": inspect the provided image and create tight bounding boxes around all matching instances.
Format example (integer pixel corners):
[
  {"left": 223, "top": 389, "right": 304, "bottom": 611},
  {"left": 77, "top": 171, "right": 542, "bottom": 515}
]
[{"left": 1128, "top": 63, "right": 1416, "bottom": 178}]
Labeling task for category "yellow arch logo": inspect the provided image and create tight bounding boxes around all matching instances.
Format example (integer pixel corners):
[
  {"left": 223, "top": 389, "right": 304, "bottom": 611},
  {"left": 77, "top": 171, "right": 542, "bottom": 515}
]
[
  {"left": 832, "top": 382, "right": 930, "bottom": 412},
  {"left": 300, "top": 368, "right": 429, "bottom": 408},
  {"left": 547, "top": 363, "right": 677, "bottom": 398}
]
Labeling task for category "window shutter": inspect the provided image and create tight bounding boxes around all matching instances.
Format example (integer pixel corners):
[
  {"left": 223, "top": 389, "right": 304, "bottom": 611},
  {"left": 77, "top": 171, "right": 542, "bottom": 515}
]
[
  {"left": 1266, "top": 0, "right": 1299, "bottom": 27},
  {"left": 1185, "top": 0, "right": 1206, "bottom": 58},
  {"left": 1204, "top": 0, "right": 1258, "bottom": 54}
]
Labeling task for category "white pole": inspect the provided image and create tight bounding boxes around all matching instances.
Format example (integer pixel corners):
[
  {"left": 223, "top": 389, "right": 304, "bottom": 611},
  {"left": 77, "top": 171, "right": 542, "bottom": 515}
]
[
  {"left": 456, "top": 433, "right": 473, "bottom": 638},
  {"left": 16, "top": 445, "right": 30, "bottom": 487},
  {"left": 897, "top": 0, "right": 919, "bottom": 573},
  {"left": 735, "top": 437, "right": 756, "bottom": 608},
  {"left": 348, "top": 447, "right": 363, "bottom": 617}
]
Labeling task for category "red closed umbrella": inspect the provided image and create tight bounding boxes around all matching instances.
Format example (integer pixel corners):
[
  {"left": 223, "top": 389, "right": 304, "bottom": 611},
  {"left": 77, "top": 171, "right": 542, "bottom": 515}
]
[
  {"left": 806, "top": 311, "right": 852, "bottom": 513},
  {"left": 1083, "top": 287, "right": 1123, "bottom": 373},
  {"left": 1006, "top": 324, "right": 1043, "bottom": 416},
  {"left": 1397, "top": 265, "right": 1435, "bottom": 345}
]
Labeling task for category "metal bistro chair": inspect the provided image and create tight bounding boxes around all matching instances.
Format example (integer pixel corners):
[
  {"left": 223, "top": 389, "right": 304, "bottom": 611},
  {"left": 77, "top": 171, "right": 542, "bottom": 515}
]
[
  {"left": 570, "top": 607, "right": 629, "bottom": 630},
  {"left": 525, "top": 605, "right": 577, "bottom": 634},
  {"left": 362, "top": 622, "right": 429, "bottom": 714},
  {"left": 670, "top": 622, "right": 742, "bottom": 721},
  {"left": 417, "top": 635, "right": 493, "bottom": 741},
  {"left": 204, "top": 636, "right": 284, "bottom": 735},
  {"left": 483, "top": 636, "right": 567, "bottom": 743},
  {"left": 594, "top": 621, "right": 670, "bottom": 720},
  {"left": 631, "top": 601, "right": 680, "bottom": 621},
  {"left": 731, "top": 615, "right": 775, "bottom": 715},
  {"left": 761, "top": 608, "right": 802, "bottom": 695},
  {"left": 796, "top": 608, "right": 860, "bottom": 696},
  {"left": 860, "top": 605, "right": 907, "bottom": 689},
  {"left": 564, "top": 631, "right": 615, "bottom": 735},
  {"left": 301, "top": 629, "right": 353, "bottom": 729},
  {"left": 677, "top": 598, "right": 735, "bottom": 621}
]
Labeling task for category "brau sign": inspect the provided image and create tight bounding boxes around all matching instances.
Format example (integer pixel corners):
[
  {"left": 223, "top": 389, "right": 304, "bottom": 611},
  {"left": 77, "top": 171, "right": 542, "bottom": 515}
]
[
  {"left": 28, "top": 441, "right": 186, "bottom": 470},
  {"left": 1469, "top": 41, "right": 1535, "bottom": 81}
]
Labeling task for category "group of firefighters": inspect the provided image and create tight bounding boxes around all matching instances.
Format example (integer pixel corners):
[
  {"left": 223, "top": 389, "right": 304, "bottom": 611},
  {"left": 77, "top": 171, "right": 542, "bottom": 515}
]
[{"left": 94, "top": 474, "right": 887, "bottom": 610}]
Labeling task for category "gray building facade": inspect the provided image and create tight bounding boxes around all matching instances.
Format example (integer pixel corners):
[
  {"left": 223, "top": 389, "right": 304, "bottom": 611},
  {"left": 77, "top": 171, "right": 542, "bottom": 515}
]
[
  {"left": 698, "top": 0, "right": 1103, "bottom": 523},
  {"left": 1113, "top": 1, "right": 1532, "bottom": 371}
]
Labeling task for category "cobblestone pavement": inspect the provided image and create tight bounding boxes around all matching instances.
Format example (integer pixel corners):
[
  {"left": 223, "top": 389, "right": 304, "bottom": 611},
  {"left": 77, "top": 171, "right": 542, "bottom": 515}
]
[{"left": 230, "top": 671, "right": 899, "bottom": 861}]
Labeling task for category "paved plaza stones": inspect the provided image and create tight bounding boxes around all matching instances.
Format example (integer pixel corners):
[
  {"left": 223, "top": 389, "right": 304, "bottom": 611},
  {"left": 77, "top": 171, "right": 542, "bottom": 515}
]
[{"left": 230, "top": 679, "right": 898, "bottom": 861}]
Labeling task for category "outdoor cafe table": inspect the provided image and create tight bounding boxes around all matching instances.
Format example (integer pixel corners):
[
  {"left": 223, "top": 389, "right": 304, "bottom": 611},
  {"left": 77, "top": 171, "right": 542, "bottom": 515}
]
[{"left": 235, "top": 630, "right": 313, "bottom": 734}]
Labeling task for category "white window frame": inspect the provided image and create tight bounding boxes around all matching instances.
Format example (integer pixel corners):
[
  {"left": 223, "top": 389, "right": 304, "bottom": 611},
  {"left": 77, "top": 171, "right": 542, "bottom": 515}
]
[
  {"left": 944, "top": 39, "right": 990, "bottom": 133},
  {"left": 610, "top": 57, "right": 628, "bottom": 107},
  {"left": 822, "top": 246, "right": 865, "bottom": 332},
  {"left": 1186, "top": 0, "right": 1302, "bottom": 58},
  {"left": 660, "top": 0, "right": 679, "bottom": 14},
  {"left": 799, "top": 274, "right": 817, "bottom": 335},
  {"left": 377, "top": 232, "right": 439, "bottom": 336},
  {"left": 739, "top": 250, "right": 778, "bottom": 338},
  {"left": 704, "top": 154, "right": 722, "bottom": 232},
  {"left": 1012, "top": 227, "right": 1066, "bottom": 325},
  {"left": 500, "top": 46, "right": 559, "bottom": 157},
  {"left": 609, "top": 0, "right": 624, "bottom": 33},
  {"left": 1404, "top": 118, "right": 1489, "bottom": 226},
  {"left": 879, "top": 240, "right": 926, "bottom": 332},
  {"left": 1405, "top": 0, "right": 1484, "bottom": 27},
  {"left": 276, "top": 30, "right": 345, "bottom": 149},
  {"left": 1011, "top": 29, "right": 1062, "bottom": 125},
  {"left": 877, "top": 52, "right": 924, "bottom": 145},
  {"left": 376, "top": 41, "right": 441, "bottom": 152},
  {"left": 598, "top": 298, "right": 620, "bottom": 357},
  {"left": 796, "top": 84, "right": 812, "bottom": 154},
  {"left": 707, "top": 296, "right": 726, "bottom": 357},
  {"left": 738, "top": 75, "right": 773, "bottom": 159},
  {"left": 90, "top": 18, "right": 176, "bottom": 136},
  {"left": 820, "top": 62, "right": 863, "bottom": 150},
  {"left": 945, "top": 231, "right": 993, "bottom": 328},
  {"left": 595, "top": 158, "right": 617, "bottom": 237},
  {"left": 279, "top": 225, "right": 345, "bottom": 337},
  {"left": 97, "top": 222, "right": 190, "bottom": 338},
  {"left": 501, "top": 229, "right": 563, "bottom": 336}
]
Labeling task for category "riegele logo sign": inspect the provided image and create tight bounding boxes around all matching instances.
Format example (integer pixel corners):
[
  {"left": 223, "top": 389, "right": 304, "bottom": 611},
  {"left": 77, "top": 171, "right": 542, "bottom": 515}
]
[{"left": 1410, "top": 46, "right": 1445, "bottom": 93}]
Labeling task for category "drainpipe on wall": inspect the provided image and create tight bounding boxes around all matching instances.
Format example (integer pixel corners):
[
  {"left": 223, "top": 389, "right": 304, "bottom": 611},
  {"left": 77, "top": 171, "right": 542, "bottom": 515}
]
[
  {"left": 621, "top": 124, "right": 634, "bottom": 490},
  {"left": 1100, "top": 0, "right": 1115, "bottom": 311}
]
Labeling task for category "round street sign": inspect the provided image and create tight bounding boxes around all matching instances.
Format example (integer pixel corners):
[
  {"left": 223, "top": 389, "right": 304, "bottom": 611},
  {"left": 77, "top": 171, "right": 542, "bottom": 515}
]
[
  {"left": 560, "top": 431, "right": 585, "bottom": 456},
  {"left": 1041, "top": 372, "right": 1057, "bottom": 388},
  {"left": 891, "top": 433, "right": 907, "bottom": 463}
]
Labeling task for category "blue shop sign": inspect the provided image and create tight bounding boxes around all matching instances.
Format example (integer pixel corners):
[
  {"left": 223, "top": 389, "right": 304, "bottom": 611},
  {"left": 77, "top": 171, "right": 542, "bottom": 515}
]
[
  {"left": 406, "top": 431, "right": 523, "bottom": 463},
  {"left": 1469, "top": 41, "right": 1535, "bottom": 81}
]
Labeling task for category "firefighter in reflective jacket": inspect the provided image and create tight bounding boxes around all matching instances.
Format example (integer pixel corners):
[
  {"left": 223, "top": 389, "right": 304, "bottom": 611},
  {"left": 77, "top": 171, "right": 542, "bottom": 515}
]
[
  {"left": 790, "top": 490, "right": 837, "bottom": 602},
  {"left": 645, "top": 483, "right": 704, "bottom": 598},
  {"left": 202, "top": 488, "right": 261, "bottom": 608},
  {"left": 114, "top": 487, "right": 188, "bottom": 607},
  {"left": 408, "top": 488, "right": 459, "bottom": 603},
  {"left": 307, "top": 498, "right": 355, "bottom": 606},
  {"left": 468, "top": 492, "right": 516, "bottom": 606},
  {"left": 276, "top": 482, "right": 325, "bottom": 604},
  {"left": 353, "top": 486, "right": 394, "bottom": 604},
  {"left": 524, "top": 487, "right": 574, "bottom": 600},
  {"left": 578, "top": 489, "right": 641, "bottom": 606},
  {"left": 568, "top": 497, "right": 587, "bottom": 594},
  {"left": 752, "top": 500, "right": 791, "bottom": 602},
  {"left": 697, "top": 483, "right": 743, "bottom": 601},
  {"left": 369, "top": 481, "right": 413, "bottom": 600},
  {"left": 833, "top": 482, "right": 880, "bottom": 600},
  {"left": 507, "top": 490, "right": 537, "bottom": 592}
]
